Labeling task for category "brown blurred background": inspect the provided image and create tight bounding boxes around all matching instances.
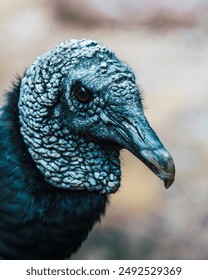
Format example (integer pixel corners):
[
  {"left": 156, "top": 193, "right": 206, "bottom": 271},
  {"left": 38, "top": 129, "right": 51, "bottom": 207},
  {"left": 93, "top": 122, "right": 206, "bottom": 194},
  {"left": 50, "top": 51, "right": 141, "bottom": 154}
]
[{"left": 0, "top": 0, "right": 208, "bottom": 259}]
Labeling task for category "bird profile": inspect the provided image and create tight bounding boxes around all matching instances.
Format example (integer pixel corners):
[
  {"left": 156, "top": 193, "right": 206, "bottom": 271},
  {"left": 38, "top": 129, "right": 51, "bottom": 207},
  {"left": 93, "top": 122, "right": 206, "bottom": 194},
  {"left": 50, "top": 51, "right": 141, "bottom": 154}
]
[{"left": 0, "top": 39, "right": 175, "bottom": 259}]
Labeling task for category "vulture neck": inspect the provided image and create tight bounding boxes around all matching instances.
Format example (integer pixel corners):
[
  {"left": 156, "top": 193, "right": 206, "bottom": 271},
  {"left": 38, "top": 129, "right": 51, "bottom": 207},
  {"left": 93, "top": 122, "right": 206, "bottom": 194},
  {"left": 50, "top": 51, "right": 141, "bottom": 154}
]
[{"left": 0, "top": 80, "right": 108, "bottom": 259}]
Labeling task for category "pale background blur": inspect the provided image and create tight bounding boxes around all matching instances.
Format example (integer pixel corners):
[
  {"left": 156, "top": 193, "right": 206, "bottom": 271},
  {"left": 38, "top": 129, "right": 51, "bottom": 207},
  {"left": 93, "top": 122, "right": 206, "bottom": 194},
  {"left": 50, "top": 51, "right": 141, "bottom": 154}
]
[{"left": 0, "top": 0, "right": 208, "bottom": 259}]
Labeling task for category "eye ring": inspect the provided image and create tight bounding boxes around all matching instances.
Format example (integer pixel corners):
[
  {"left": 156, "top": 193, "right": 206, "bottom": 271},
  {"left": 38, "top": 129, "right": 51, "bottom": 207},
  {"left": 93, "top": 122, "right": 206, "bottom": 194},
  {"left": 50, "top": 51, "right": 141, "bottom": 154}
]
[{"left": 73, "top": 84, "right": 92, "bottom": 103}]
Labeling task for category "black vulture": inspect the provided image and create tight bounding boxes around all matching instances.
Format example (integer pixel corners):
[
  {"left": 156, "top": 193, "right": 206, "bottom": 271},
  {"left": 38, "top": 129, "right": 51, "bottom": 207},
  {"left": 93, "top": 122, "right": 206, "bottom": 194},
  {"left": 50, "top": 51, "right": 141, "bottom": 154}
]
[{"left": 0, "top": 39, "right": 175, "bottom": 259}]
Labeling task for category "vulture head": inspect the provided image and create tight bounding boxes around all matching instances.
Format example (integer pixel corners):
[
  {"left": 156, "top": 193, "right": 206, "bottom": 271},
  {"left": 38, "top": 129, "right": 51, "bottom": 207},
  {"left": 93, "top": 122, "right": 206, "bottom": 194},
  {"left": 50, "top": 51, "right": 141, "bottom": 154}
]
[{"left": 19, "top": 39, "right": 175, "bottom": 194}]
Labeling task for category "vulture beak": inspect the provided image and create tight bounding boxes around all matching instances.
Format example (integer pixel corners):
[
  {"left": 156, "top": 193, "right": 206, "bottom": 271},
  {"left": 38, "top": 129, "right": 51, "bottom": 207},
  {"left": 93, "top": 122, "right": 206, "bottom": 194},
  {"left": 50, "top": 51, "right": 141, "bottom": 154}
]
[{"left": 103, "top": 110, "right": 175, "bottom": 188}]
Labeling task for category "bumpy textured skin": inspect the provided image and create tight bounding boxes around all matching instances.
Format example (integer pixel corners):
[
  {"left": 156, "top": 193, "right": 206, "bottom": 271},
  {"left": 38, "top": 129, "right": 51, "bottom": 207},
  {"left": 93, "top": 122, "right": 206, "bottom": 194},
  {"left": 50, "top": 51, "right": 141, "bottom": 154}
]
[
  {"left": 19, "top": 39, "right": 136, "bottom": 194},
  {"left": 0, "top": 39, "right": 140, "bottom": 259}
]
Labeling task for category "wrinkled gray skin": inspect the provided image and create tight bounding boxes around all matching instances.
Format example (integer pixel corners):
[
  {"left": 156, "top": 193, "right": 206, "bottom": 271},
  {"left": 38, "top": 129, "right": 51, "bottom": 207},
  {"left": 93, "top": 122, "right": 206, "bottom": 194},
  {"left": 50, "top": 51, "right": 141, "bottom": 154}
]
[{"left": 19, "top": 39, "right": 175, "bottom": 194}]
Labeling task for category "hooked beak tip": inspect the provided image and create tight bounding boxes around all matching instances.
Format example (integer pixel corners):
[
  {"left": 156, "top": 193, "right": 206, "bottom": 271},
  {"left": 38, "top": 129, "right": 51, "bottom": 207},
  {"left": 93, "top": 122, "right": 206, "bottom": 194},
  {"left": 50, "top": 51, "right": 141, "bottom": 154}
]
[
  {"left": 164, "top": 177, "right": 174, "bottom": 189},
  {"left": 140, "top": 148, "right": 175, "bottom": 189},
  {"left": 162, "top": 150, "right": 175, "bottom": 189}
]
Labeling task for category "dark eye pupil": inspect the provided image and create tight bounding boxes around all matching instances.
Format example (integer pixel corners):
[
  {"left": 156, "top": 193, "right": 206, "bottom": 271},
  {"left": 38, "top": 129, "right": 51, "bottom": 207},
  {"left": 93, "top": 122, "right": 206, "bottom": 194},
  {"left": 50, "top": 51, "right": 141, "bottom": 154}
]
[
  {"left": 79, "top": 90, "right": 88, "bottom": 100},
  {"left": 74, "top": 85, "right": 91, "bottom": 103}
]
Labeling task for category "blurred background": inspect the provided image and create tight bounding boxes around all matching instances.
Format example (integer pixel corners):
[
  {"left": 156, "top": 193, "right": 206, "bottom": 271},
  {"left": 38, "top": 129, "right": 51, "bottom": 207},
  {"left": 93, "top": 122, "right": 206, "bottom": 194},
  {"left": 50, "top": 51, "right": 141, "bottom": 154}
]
[{"left": 0, "top": 0, "right": 208, "bottom": 259}]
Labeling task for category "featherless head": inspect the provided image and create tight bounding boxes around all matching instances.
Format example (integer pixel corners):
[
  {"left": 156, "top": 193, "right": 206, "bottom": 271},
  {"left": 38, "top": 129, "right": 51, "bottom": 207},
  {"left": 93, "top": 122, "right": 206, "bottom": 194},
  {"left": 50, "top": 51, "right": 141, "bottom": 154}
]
[{"left": 18, "top": 39, "right": 175, "bottom": 194}]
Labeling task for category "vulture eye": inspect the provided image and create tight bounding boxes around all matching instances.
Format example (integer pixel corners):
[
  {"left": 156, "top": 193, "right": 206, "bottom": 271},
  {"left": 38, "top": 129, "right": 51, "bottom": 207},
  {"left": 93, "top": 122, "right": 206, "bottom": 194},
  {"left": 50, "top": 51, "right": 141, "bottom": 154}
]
[{"left": 73, "top": 84, "right": 92, "bottom": 103}]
